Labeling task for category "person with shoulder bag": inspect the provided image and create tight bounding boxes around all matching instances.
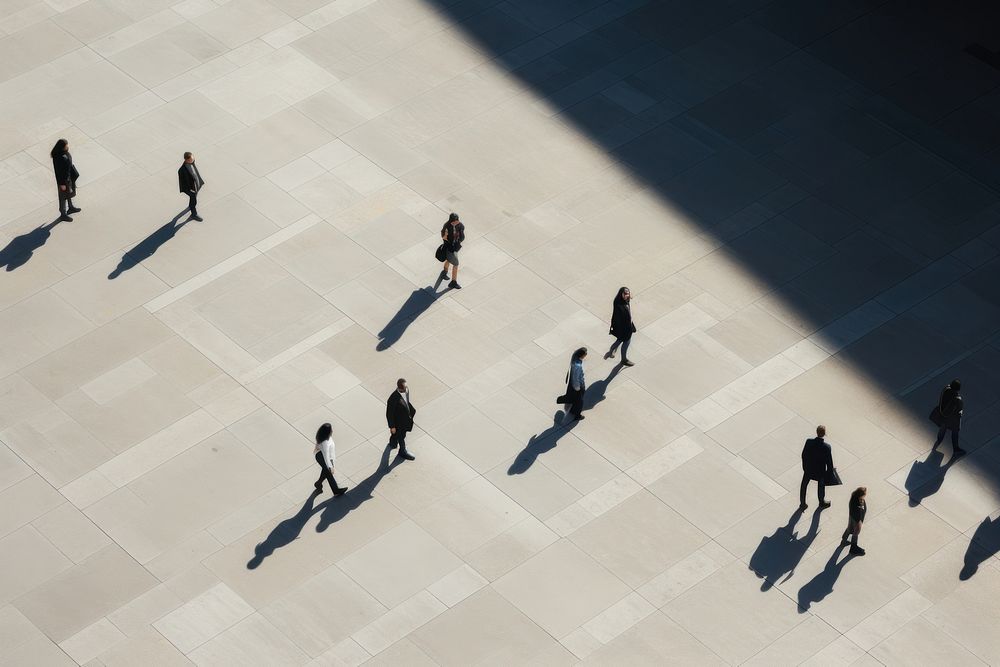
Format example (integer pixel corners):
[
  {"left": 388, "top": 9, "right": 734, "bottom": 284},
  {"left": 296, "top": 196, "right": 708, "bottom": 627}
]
[
  {"left": 558, "top": 348, "right": 588, "bottom": 422},
  {"left": 799, "top": 425, "right": 836, "bottom": 510},
  {"left": 439, "top": 212, "right": 465, "bottom": 289},
  {"left": 51, "top": 138, "right": 80, "bottom": 222},
  {"left": 930, "top": 379, "right": 966, "bottom": 457},
  {"left": 607, "top": 286, "right": 637, "bottom": 367}
]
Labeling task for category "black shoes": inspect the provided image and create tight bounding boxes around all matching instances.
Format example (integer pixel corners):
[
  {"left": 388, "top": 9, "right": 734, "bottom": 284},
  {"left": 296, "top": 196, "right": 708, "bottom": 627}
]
[
  {"left": 334, "top": 487, "right": 348, "bottom": 496},
  {"left": 59, "top": 214, "right": 73, "bottom": 222},
  {"left": 849, "top": 546, "right": 866, "bottom": 556},
  {"left": 622, "top": 360, "right": 635, "bottom": 367},
  {"left": 954, "top": 447, "right": 967, "bottom": 458},
  {"left": 819, "top": 501, "right": 831, "bottom": 510},
  {"left": 314, "top": 482, "right": 322, "bottom": 491},
  {"left": 439, "top": 270, "right": 449, "bottom": 281},
  {"left": 67, "top": 206, "right": 81, "bottom": 214},
  {"left": 191, "top": 215, "right": 204, "bottom": 222},
  {"left": 398, "top": 450, "right": 415, "bottom": 461},
  {"left": 449, "top": 280, "right": 462, "bottom": 289},
  {"left": 799, "top": 503, "right": 808, "bottom": 511}
]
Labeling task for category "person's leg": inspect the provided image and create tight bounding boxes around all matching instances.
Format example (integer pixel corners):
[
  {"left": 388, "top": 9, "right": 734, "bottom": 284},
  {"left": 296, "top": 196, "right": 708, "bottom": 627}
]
[
  {"left": 934, "top": 426, "right": 946, "bottom": 448},
  {"left": 799, "top": 475, "right": 809, "bottom": 508},
  {"left": 609, "top": 338, "right": 622, "bottom": 357},
  {"left": 817, "top": 479, "right": 827, "bottom": 505},
  {"left": 620, "top": 337, "right": 632, "bottom": 363},
  {"left": 397, "top": 430, "right": 415, "bottom": 460},
  {"left": 314, "top": 452, "right": 329, "bottom": 490},
  {"left": 842, "top": 521, "right": 852, "bottom": 545},
  {"left": 571, "top": 389, "right": 584, "bottom": 419},
  {"left": 441, "top": 260, "right": 450, "bottom": 279},
  {"left": 188, "top": 192, "right": 200, "bottom": 218}
]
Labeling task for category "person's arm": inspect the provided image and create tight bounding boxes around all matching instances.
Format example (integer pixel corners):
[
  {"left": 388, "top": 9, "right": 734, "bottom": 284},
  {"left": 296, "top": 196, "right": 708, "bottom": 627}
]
[
  {"left": 324, "top": 439, "right": 335, "bottom": 470},
  {"left": 386, "top": 399, "right": 397, "bottom": 432}
]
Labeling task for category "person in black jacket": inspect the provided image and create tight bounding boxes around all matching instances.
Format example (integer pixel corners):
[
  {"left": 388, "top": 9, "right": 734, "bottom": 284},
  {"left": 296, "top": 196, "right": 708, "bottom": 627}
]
[
  {"left": 933, "top": 379, "right": 966, "bottom": 457},
  {"left": 177, "top": 152, "right": 206, "bottom": 222},
  {"left": 439, "top": 213, "right": 465, "bottom": 289},
  {"left": 386, "top": 378, "right": 416, "bottom": 460},
  {"left": 841, "top": 486, "right": 867, "bottom": 556},
  {"left": 606, "top": 286, "right": 636, "bottom": 367},
  {"left": 800, "top": 425, "right": 834, "bottom": 511},
  {"left": 50, "top": 138, "right": 80, "bottom": 222}
]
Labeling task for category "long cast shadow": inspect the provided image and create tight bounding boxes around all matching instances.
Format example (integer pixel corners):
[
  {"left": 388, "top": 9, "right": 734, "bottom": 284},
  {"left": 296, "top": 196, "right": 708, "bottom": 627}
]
[
  {"left": 797, "top": 545, "right": 857, "bottom": 612},
  {"left": 0, "top": 218, "right": 63, "bottom": 271},
  {"left": 905, "top": 448, "right": 961, "bottom": 506},
  {"left": 961, "top": 515, "right": 1000, "bottom": 580},
  {"left": 376, "top": 287, "right": 442, "bottom": 350},
  {"left": 749, "top": 508, "right": 821, "bottom": 591},
  {"left": 108, "top": 211, "right": 188, "bottom": 279},
  {"left": 247, "top": 490, "right": 322, "bottom": 569},
  {"left": 508, "top": 412, "right": 578, "bottom": 475},
  {"left": 316, "top": 443, "right": 402, "bottom": 533}
]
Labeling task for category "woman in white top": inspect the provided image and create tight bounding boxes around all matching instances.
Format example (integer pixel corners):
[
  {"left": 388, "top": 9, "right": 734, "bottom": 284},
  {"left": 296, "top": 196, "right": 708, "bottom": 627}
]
[{"left": 314, "top": 422, "right": 347, "bottom": 496}]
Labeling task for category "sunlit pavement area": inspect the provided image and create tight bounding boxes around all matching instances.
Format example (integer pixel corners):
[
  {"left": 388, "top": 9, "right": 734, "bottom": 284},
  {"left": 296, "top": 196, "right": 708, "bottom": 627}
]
[{"left": 2, "top": 0, "right": 1000, "bottom": 664}]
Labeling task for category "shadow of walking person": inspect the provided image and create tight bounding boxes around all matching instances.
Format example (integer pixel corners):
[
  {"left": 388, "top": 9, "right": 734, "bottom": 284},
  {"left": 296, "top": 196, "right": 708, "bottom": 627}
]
[
  {"left": 905, "top": 449, "right": 960, "bottom": 507},
  {"left": 582, "top": 364, "right": 623, "bottom": 412},
  {"left": 108, "top": 210, "right": 188, "bottom": 279},
  {"left": 961, "top": 515, "right": 1000, "bottom": 580},
  {"left": 246, "top": 490, "right": 323, "bottom": 570},
  {"left": 508, "top": 412, "right": 579, "bottom": 475},
  {"left": 315, "top": 444, "right": 402, "bottom": 533},
  {"left": 797, "top": 545, "right": 858, "bottom": 612},
  {"left": 0, "top": 217, "right": 63, "bottom": 271},
  {"left": 749, "top": 508, "right": 821, "bottom": 591},
  {"left": 376, "top": 287, "right": 441, "bottom": 351}
]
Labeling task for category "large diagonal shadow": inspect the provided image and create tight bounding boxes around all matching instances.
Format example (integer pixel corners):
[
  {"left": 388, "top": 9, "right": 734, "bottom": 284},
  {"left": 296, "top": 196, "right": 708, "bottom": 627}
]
[
  {"left": 377, "top": 286, "right": 443, "bottom": 350},
  {"left": 409, "top": 1, "right": 1000, "bottom": 512},
  {"left": 749, "top": 508, "right": 821, "bottom": 591},
  {"left": 0, "top": 218, "right": 63, "bottom": 271},
  {"left": 108, "top": 211, "right": 189, "bottom": 279}
]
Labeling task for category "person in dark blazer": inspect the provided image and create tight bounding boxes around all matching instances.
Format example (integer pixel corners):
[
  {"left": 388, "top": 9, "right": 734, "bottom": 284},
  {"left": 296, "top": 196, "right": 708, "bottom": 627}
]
[
  {"left": 800, "top": 425, "right": 833, "bottom": 510},
  {"left": 607, "top": 286, "right": 636, "bottom": 367},
  {"left": 933, "top": 379, "right": 966, "bottom": 457},
  {"left": 386, "top": 378, "right": 416, "bottom": 460},
  {"left": 840, "top": 486, "right": 867, "bottom": 556},
  {"left": 50, "top": 138, "right": 80, "bottom": 222},
  {"left": 178, "top": 151, "right": 205, "bottom": 222}
]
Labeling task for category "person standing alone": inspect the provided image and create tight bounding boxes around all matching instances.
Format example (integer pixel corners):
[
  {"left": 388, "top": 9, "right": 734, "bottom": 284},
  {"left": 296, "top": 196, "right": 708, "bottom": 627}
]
[
  {"left": 440, "top": 212, "right": 465, "bottom": 289},
  {"left": 800, "top": 425, "right": 834, "bottom": 510},
  {"left": 932, "top": 379, "right": 966, "bottom": 457},
  {"left": 607, "top": 286, "right": 636, "bottom": 367},
  {"left": 313, "top": 422, "right": 347, "bottom": 496},
  {"left": 386, "top": 378, "right": 416, "bottom": 460},
  {"left": 178, "top": 152, "right": 205, "bottom": 222},
  {"left": 51, "top": 139, "right": 80, "bottom": 222}
]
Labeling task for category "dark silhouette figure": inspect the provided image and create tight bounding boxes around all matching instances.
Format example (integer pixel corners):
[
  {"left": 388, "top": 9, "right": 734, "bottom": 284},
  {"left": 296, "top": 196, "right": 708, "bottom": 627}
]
[
  {"left": 800, "top": 425, "right": 834, "bottom": 510},
  {"left": 905, "top": 449, "right": 960, "bottom": 506},
  {"left": 797, "top": 544, "right": 858, "bottom": 612},
  {"left": 376, "top": 288, "right": 441, "bottom": 350},
  {"left": 108, "top": 211, "right": 188, "bottom": 279},
  {"left": 961, "top": 516, "right": 1000, "bottom": 580},
  {"left": 508, "top": 412, "right": 579, "bottom": 475},
  {"left": 749, "top": 508, "right": 821, "bottom": 591},
  {"left": 247, "top": 490, "right": 322, "bottom": 569},
  {"left": 316, "top": 444, "right": 400, "bottom": 533},
  {"left": 0, "top": 218, "right": 62, "bottom": 271}
]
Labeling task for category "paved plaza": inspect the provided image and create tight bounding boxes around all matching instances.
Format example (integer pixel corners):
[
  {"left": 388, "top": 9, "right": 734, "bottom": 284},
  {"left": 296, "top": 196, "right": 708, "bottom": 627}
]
[{"left": 3, "top": 0, "right": 1000, "bottom": 664}]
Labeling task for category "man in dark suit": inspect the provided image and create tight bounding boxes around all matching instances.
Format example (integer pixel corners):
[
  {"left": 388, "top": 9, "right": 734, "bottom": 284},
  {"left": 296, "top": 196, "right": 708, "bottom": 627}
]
[
  {"left": 178, "top": 151, "right": 205, "bottom": 222},
  {"left": 800, "top": 425, "right": 834, "bottom": 511},
  {"left": 933, "top": 379, "right": 966, "bottom": 457},
  {"left": 386, "top": 378, "right": 416, "bottom": 461}
]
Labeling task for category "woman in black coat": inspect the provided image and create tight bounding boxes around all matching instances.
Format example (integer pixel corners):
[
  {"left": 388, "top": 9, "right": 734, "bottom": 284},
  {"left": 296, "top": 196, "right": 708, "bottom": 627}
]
[
  {"left": 50, "top": 138, "right": 80, "bottom": 222},
  {"left": 841, "top": 486, "right": 867, "bottom": 556},
  {"left": 607, "top": 286, "right": 636, "bottom": 366}
]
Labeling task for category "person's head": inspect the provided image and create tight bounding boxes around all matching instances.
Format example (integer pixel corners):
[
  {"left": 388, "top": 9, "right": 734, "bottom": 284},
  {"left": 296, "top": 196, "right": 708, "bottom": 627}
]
[
  {"left": 50, "top": 138, "right": 68, "bottom": 158},
  {"left": 816, "top": 425, "right": 826, "bottom": 438},
  {"left": 183, "top": 151, "right": 194, "bottom": 163},
  {"left": 315, "top": 422, "right": 332, "bottom": 444},
  {"left": 616, "top": 286, "right": 631, "bottom": 303},
  {"left": 397, "top": 378, "right": 407, "bottom": 393},
  {"left": 572, "top": 347, "right": 588, "bottom": 362},
  {"left": 950, "top": 379, "right": 961, "bottom": 391},
  {"left": 448, "top": 212, "right": 459, "bottom": 224},
  {"left": 850, "top": 486, "right": 867, "bottom": 503}
]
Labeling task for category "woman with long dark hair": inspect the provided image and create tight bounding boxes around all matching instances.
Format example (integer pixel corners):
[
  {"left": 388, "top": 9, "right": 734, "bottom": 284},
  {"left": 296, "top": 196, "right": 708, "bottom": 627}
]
[
  {"left": 565, "top": 347, "right": 588, "bottom": 421},
  {"left": 313, "top": 422, "right": 347, "bottom": 496},
  {"left": 50, "top": 138, "right": 80, "bottom": 222},
  {"left": 607, "top": 286, "right": 636, "bottom": 367},
  {"left": 841, "top": 487, "right": 867, "bottom": 556}
]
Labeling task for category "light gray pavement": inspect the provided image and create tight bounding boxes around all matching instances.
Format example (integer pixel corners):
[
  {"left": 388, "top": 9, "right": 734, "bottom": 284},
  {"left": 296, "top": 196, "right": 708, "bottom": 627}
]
[{"left": 2, "top": 0, "right": 1000, "bottom": 665}]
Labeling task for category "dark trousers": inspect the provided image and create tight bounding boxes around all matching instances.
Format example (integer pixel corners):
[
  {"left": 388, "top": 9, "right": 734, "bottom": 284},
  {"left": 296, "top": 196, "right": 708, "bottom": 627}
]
[
  {"left": 314, "top": 451, "right": 340, "bottom": 491},
  {"left": 842, "top": 519, "right": 861, "bottom": 547},
  {"left": 389, "top": 429, "right": 409, "bottom": 452},
  {"left": 567, "top": 387, "right": 584, "bottom": 418},
  {"left": 187, "top": 191, "right": 199, "bottom": 216},
  {"left": 934, "top": 427, "right": 959, "bottom": 449},
  {"left": 58, "top": 187, "right": 75, "bottom": 215},
  {"left": 610, "top": 336, "right": 631, "bottom": 361},
  {"left": 800, "top": 474, "right": 825, "bottom": 505}
]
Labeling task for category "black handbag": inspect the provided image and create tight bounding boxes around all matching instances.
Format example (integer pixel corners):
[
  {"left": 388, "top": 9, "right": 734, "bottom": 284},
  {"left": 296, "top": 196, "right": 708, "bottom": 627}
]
[
  {"left": 556, "top": 394, "right": 568, "bottom": 405},
  {"left": 824, "top": 467, "right": 843, "bottom": 486},
  {"left": 435, "top": 243, "right": 447, "bottom": 262},
  {"left": 928, "top": 405, "right": 944, "bottom": 427}
]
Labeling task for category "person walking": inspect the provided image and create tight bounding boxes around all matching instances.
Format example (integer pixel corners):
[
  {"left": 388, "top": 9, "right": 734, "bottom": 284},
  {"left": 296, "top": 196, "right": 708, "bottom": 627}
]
[
  {"left": 565, "top": 347, "right": 588, "bottom": 422},
  {"left": 386, "top": 378, "right": 416, "bottom": 460},
  {"left": 177, "top": 152, "right": 205, "bottom": 222},
  {"left": 313, "top": 422, "right": 347, "bottom": 496},
  {"left": 800, "top": 425, "right": 834, "bottom": 511},
  {"left": 932, "top": 379, "right": 966, "bottom": 457},
  {"left": 439, "top": 212, "right": 465, "bottom": 289},
  {"left": 841, "top": 486, "right": 867, "bottom": 556},
  {"left": 607, "top": 286, "right": 636, "bottom": 367},
  {"left": 51, "top": 139, "right": 80, "bottom": 222}
]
